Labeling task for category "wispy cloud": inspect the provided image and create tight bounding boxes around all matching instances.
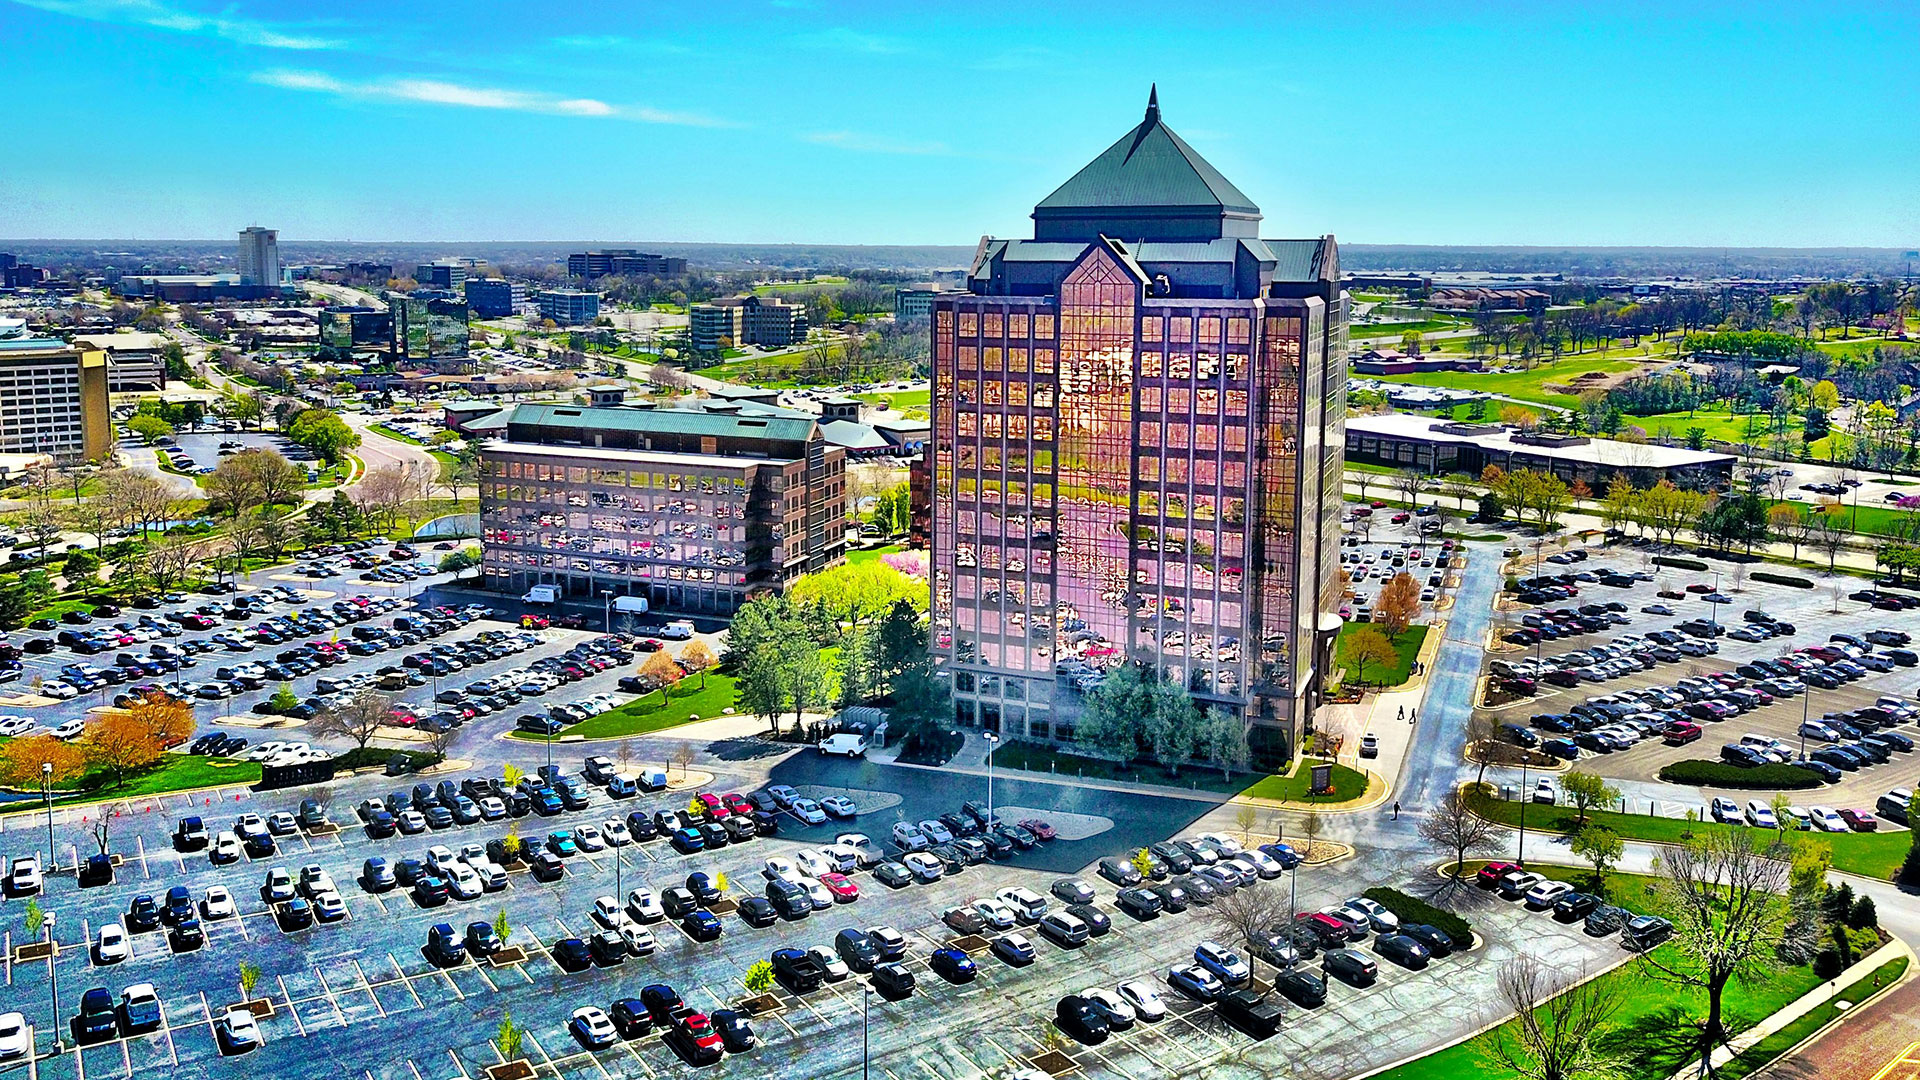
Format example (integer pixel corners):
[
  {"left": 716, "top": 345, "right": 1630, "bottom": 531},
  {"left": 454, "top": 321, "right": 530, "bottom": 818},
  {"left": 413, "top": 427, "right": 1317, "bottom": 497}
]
[
  {"left": 793, "top": 27, "right": 904, "bottom": 54},
  {"left": 803, "top": 130, "right": 952, "bottom": 156},
  {"left": 970, "top": 44, "right": 1058, "bottom": 71},
  {"left": 15, "top": 0, "right": 342, "bottom": 49},
  {"left": 548, "top": 34, "right": 690, "bottom": 54},
  {"left": 251, "top": 68, "right": 728, "bottom": 125}
]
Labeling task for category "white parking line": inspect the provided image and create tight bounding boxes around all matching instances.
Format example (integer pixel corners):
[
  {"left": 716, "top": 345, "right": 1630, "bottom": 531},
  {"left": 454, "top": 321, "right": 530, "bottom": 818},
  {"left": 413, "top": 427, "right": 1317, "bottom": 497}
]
[
  {"left": 351, "top": 959, "right": 388, "bottom": 1019},
  {"left": 277, "top": 973, "right": 309, "bottom": 1037},
  {"left": 388, "top": 953, "right": 425, "bottom": 1009},
  {"left": 314, "top": 966, "right": 348, "bottom": 1028}
]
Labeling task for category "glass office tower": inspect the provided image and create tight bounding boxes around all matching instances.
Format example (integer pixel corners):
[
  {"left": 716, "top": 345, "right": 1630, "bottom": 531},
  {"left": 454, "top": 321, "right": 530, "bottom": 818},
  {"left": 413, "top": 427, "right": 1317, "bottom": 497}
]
[{"left": 929, "top": 90, "right": 1348, "bottom": 767}]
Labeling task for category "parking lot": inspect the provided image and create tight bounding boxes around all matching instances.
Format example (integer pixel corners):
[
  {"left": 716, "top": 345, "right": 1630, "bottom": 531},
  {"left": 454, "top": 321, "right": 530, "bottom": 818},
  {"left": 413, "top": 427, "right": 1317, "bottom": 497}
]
[
  {"left": 160, "top": 432, "right": 315, "bottom": 475},
  {"left": 0, "top": 758, "right": 1626, "bottom": 1080},
  {"left": 1480, "top": 537, "right": 1920, "bottom": 820}
]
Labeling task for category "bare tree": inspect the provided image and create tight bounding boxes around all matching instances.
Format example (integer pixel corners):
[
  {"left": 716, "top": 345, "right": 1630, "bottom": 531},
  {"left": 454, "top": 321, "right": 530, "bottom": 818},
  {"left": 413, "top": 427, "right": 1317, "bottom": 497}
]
[
  {"left": 422, "top": 720, "right": 459, "bottom": 762},
  {"left": 1644, "top": 830, "right": 1796, "bottom": 1073},
  {"left": 1421, "top": 786, "right": 1501, "bottom": 883},
  {"left": 1202, "top": 879, "right": 1290, "bottom": 963},
  {"left": 1475, "top": 954, "right": 1628, "bottom": 1080},
  {"left": 308, "top": 689, "right": 392, "bottom": 750},
  {"left": 1393, "top": 467, "right": 1427, "bottom": 510}
]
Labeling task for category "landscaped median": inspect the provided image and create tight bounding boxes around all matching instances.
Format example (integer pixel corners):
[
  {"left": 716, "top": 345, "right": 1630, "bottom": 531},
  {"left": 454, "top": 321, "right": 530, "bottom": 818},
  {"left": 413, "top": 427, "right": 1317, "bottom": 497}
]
[
  {"left": 1463, "top": 784, "right": 1909, "bottom": 879},
  {"left": 506, "top": 675, "right": 738, "bottom": 742},
  {"left": 1375, "top": 862, "right": 1835, "bottom": 1080},
  {"left": 986, "top": 739, "right": 1375, "bottom": 805},
  {"left": 0, "top": 753, "right": 262, "bottom": 814}
]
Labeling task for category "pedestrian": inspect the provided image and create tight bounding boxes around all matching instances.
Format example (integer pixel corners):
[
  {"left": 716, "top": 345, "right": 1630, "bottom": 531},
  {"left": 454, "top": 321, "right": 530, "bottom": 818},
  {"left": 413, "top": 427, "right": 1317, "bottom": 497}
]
[
  {"left": 1410, "top": 707, "right": 1418, "bottom": 726},
  {"left": 1392, "top": 800, "right": 1400, "bottom": 820},
  {"left": 1396, "top": 704, "right": 1405, "bottom": 723}
]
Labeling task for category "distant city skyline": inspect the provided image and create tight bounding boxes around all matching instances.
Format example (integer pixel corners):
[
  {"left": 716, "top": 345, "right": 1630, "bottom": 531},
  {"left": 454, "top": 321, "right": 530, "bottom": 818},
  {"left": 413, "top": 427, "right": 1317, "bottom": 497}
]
[{"left": 3, "top": 0, "right": 1917, "bottom": 247}]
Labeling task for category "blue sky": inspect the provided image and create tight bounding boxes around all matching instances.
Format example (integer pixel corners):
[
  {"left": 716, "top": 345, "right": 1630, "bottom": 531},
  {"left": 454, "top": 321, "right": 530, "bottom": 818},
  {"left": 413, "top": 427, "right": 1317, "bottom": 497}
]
[{"left": 3, "top": 0, "right": 1917, "bottom": 247}]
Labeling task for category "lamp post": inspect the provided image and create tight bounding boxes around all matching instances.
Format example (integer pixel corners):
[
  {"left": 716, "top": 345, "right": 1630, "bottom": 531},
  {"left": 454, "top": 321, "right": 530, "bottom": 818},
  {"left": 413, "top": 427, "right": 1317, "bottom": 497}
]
[
  {"left": 982, "top": 730, "right": 999, "bottom": 826},
  {"left": 861, "top": 981, "right": 871, "bottom": 1080},
  {"left": 41, "top": 762, "right": 55, "bottom": 877},
  {"left": 601, "top": 590, "right": 613, "bottom": 636},
  {"left": 44, "top": 909, "right": 60, "bottom": 1056},
  {"left": 1517, "top": 757, "right": 1529, "bottom": 866},
  {"left": 1709, "top": 569, "right": 1722, "bottom": 631}
]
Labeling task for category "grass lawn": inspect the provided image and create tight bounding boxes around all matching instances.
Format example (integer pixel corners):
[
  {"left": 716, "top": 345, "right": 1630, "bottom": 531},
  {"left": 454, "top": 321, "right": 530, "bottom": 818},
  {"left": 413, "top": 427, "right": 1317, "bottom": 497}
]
[
  {"left": 1373, "top": 353, "right": 1651, "bottom": 410},
  {"left": 25, "top": 598, "right": 96, "bottom": 624},
  {"left": 751, "top": 276, "right": 848, "bottom": 295},
  {"left": 853, "top": 389, "right": 930, "bottom": 413},
  {"left": 847, "top": 545, "right": 904, "bottom": 565},
  {"left": 1773, "top": 499, "right": 1919, "bottom": 539},
  {"left": 1715, "top": 956, "right": 1908, "bottom": 1080},
  {"left": 1627, "top": 409, "right": 1795, "bottom": 445},
  {"left": 0, "top": 753, "right": 262, "bottom": 814},
  {"left": 509, "top": 675, "right": 737, "bottom": 741},
  {"left": 1237, "top": 760, "right": 1371, "bottom": 803},
  {"left": 1464, "top": 788, "right": 1909, "bottom": 879},
  {"left": 1380, "top": 865, "right": 1828, "bottom": 1080},
  {"left": 989, "top": 739, "right": 1260, "bottom": 794},
  {"left": 1349, "top": 318, "right": 1469, "bottom": 339},
  {"left": 1335, "top": 623, "right": 1429, "bottom": 689}
]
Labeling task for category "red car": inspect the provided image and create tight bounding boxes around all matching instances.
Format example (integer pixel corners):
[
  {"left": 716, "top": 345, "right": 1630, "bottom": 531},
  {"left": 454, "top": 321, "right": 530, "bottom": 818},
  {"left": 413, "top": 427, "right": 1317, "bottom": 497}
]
[
  {"left": 819, "top": 872, "right": 860, "bottom": 902},
  {"left": 1476, "top": 861, "right": 1519, "bottom": 887},
  {"left": 1685, "top": 583, "right": 1713, "bottom": 594},
  {"left": 1295, "top": 911, "right": 1348, "bottom": 943},
  {"left": 635, "top": 639, "right": 663, "bottom": 652},
  {"left": 1016, "top": 818, "right": 1056, "bottom": 841},
  {"left": 671, "top": 1013, "right": 723, "bottom": 1065},
  {"left": 721, "top": 793, "right": 752, "bottom": 816},
  {"left": 1839, "top": 809, "right": 1879, "bottom": 832},
  {"left": 1391, "top": 512, "right": 1411, "bottom": 524},
  {"left": 693, "top": 792, "right": 723, "bottom": 816}
]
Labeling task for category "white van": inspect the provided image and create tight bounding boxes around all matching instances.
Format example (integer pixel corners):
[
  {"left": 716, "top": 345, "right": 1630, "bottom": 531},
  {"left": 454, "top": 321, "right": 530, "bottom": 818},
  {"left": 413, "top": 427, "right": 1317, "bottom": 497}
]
[
  {"left": 818, "top": 732, "right": 870, "bottom": 757},
  {"left": 1038, "top": 911, "right": 1089, "bottom": 946}
]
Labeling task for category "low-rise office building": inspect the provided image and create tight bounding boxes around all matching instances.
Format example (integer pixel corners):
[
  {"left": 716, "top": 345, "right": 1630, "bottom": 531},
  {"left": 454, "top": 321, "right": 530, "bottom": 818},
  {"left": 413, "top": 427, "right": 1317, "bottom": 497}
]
[
  {"left": 478, "top": 403, "right": 848, "bottom": 613},
  {"left": 567, "top": 250, "right": 687, "bottom": 279},
  {"left": 1344, "top": 412, "right": 1736, "bottom": 487},
  {"left": 689, "top": 295, "right": 808, "bottom": 351},
  {"left": 70, "top": 331, "right": 169, "bottom": 392},
  {"left": 465, "top": 279, "right": 527, "bottom": 318},
  {"left": 537, "top": 289, "right": 601, "bottom": 326},
  {"left": 0, "top": 338, "right": 112, "bottom": 460}
]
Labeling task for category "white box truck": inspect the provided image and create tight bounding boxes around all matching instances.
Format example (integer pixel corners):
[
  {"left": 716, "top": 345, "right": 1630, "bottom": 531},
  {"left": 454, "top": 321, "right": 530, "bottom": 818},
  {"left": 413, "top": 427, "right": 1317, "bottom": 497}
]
[
  {"left": 521, "top": 584, "right": 561, "bottom": 605},
  {"left": 818, "top": 732, "right": 870, "bottom": 757},
  {"left": 612, "top": 595, "right": 649, "bottom": 615}
]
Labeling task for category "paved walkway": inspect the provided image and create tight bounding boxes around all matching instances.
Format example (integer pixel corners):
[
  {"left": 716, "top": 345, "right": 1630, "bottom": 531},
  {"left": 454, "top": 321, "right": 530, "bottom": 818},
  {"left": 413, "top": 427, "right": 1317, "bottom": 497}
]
[{"left": 1676, "top": 938, "right": 1915, "bottom": 1079}]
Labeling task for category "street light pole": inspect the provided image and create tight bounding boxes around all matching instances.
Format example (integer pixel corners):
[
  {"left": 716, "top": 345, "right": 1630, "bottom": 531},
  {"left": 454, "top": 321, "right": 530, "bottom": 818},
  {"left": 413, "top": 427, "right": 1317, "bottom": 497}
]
[
  {"left": 44, "top": 910, "right": 60, "bottom": 1056},
  {"left": 861, "top": 982, "right": 870, "bottom": 1080},
  {"left": 41, "top": 762, "right": 55, "bottom": 876},
  {"left": 601, "top": 590, "right": 613, "bottom": 636},
  {"left": 982, "top": 730, "right": 999, "bottom": 825},
  {"left": 1517, "top": 757, "right": 1529, "bottom": 866}
]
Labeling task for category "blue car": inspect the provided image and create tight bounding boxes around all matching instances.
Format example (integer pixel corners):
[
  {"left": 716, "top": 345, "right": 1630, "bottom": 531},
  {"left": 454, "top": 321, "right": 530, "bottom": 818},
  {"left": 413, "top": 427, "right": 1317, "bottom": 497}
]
[
  {"left": 930, "top": 948, "right": 977, "bottom": 982},
  {"left": 1257, "top": 842, "right": 1300, "bottom": 870},
  {"left": 547, "top": 831, "right": 578, "bottom": 857},
  {"left": 682, "top": 910, "right": 723, "bottom": 942},
  {"left": 670, "top": 827, "right": 705, "bottom": 854}
]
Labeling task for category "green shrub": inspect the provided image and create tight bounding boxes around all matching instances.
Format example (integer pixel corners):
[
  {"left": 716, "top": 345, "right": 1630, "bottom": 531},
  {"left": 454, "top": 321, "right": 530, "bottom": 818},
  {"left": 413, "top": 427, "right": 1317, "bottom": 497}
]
[
  {"left": 332, "top": 747, "right": 438, "bottom": 772},
  {"left": 1360, "top": 887, "right": 1472, "bottom": 946},
  {"left": 1653, "top": 555, "right": 1709, "bottom": 571},
  {"left": 1751, "top": 571, "right": 1814, "bottom": 588},
  {"left": 1656, "top": 759, "right": 1823, "bottom": 789}
]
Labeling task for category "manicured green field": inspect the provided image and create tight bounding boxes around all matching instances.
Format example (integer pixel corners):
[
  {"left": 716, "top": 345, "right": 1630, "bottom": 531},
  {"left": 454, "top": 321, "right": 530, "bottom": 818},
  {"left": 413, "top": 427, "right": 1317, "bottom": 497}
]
[
  {"left": 1334, "top": 623, "right": 1429, "bottom": 689},
  {"left": 0, "top": 753, "right": 262, "bottom": 813},
  {"left": 1378, "top": 866, "right": 1827, "bottom": 1080},
  {"left": 509, "top": 675, "right": 737, "bottom": 741},
  {"left": 1372, "top": 354, "right": 1651, "bottom": 409},
  {"left": 1466, "top": 790, "right": 1907, "bottom": 879},
  {"left": 1237, "top": 761, "right": 1371, "bottom": 803}
]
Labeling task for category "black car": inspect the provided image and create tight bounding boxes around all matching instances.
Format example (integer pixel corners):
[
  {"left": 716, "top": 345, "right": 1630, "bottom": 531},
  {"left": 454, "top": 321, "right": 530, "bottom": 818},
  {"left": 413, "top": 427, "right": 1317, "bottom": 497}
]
[
  {"left": 1216, "top": 988, "right": 1284, "bottom": 1038},
  {"left": 127, "top": 894, "right": 161, "bottom": 932},
  {"left": 465, "top": 921, "right": 503, "bottom": 957},
  {"left": 1098, "top": 857, "right": 1142, "bottom": 887},
  {"left": 1323, "top": 948, "right": 1377, "bottom": 986},
  {"left": 1056, "top": 994, "right": 1110, "bottom": 1044},
  {"left": 552, "top": 937, "right": 592, "bottom": 972},
  {"left": 640, "top": 984, "right": 687, "bottom": 1026},
  {"left": 170, "top": 915, "right": 205, "bottom": 950},
  {"left": 1148, "top": 841, "right": 1195, "bottom": 875},
  {"left": 1400, "top": 923, "right": 1455, "bottom": 958},
  {"left": 711, "top": 1009, "right": 755, "bottom": 1052},
  {"left": 1067, "top": 903, "right": 1111, "bottom": 937},
  {"left": 771, "top": 948, "right": 825, "bottom": 993},
  {"left": 1552, "top": 892, "right": 1601, "bottom": 922},
  {"left": 1116, "top": 886, "right": 1164, "bottom": 918},
  {"left": 1372, "top": 933, "right": 1430, "bottom": 970},
  {"left": 737, "top": 897, "right": 777, "bottom": 927},
  {"left": 610, "top": 998, "right": 652, "bottom": 1038},
  {"left": 1272, "top": 967, "right": 1328, "bottom": 1007},
  {"left": 1584, "top": 904, "right": 1632, "bottom": 936}
]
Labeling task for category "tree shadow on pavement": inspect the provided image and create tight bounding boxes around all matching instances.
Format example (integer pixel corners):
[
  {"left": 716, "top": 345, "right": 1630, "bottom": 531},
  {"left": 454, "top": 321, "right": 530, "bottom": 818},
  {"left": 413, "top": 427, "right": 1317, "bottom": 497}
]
[{"left": 707, "top": 736, "right": 790, "bottom": 762}]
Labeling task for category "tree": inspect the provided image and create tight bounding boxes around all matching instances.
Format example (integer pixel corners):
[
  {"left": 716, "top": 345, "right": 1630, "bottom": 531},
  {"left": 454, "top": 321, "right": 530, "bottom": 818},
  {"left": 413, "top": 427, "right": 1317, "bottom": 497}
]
[
  {"left": 744, "top": 959, "right": 776, "bottom": 995},
  {"left": 497, "top": 1011, "right": 525, "bottom": 1062},
  {"left": 1421, "top": 786, "right": 1500, "bottom": 882},
  {"left": 1130, "top": 847, "right": 1158, "bottom": 881},
  {"left": 639, "top": 649, "right": 683, "bottom": 704},
  {"left": 1195, "top": 705, "right": 1251, "bottom": 780},
  {"left": 127, "top": 414, "right": 174, "bottom": 444},
  {"left": 1899, "top": 791, "right": 1920, "bottom": 885},
  {"left": 1375, "top": 572, "right": 1422, "bottom": 638},
  {"left": 784, "top": 645, "right": 830, "bottom": 730},
  {"left": 1344, "top": 628, "right": 1398, "bottom": 687},
  {"left": 1561, "top": 771, "right": 1618, "bottom": 825},
  {"left": 1392, "top": 467, "right": 1427, "bottom": 510},
  {"left": 679, "top": 640, "right": 716, "bottom": 689},
  {"left": 671, "top": 741, "right": 696, "bottom": 778},
  {"left": 353, "top": 461, "right": 430, "bottom": 533},
  {"left": 736, "top": 650, "right": 786, "bottom": 733},
  {"left": 310, "top": 689, "right": 392, "bottom": 750},
  {"left": 238, "top": 960, "right": 263, "bottom": 1001},
  {"left": 121, "top": 686, "right": 194, "bottom": 747},
  {"left": 422, "top": 719, "right": 458, "bottom": 762},
  {"left": 1202, "top": 876, "right": 1289, "bottom": 960},
  {"left": 1570, "top": 825, "right": 1624, "bottom": 895},
  {"left": 492, "top": 907, "right": 512, "bottom": 946},
  {"left": 1646, "top": 830, "right": 1796, "bottom": 1069},
  {"left": 1769, "top": 503, "right": 1809, "bottom": 561},
  {"left": 0, "top": 734, "right": 88, "bottom": 788},
  {"left": 286, "top": 408, "right": 361, "bottom": 464},
  {"left": 1074, "top": 663, "right": 1150, "bottom": 766},
  {"left": 1475, "top": 954, "right": 1628, "bottom": 1080}
]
